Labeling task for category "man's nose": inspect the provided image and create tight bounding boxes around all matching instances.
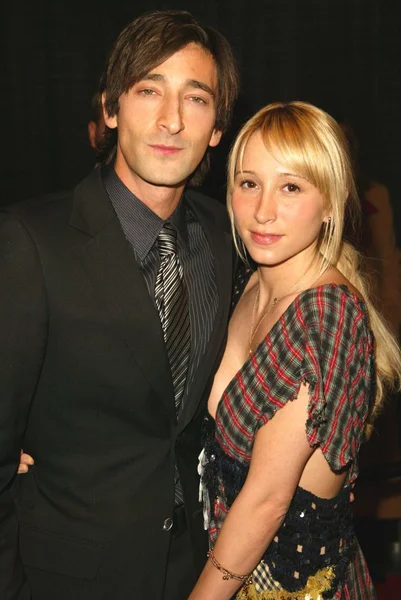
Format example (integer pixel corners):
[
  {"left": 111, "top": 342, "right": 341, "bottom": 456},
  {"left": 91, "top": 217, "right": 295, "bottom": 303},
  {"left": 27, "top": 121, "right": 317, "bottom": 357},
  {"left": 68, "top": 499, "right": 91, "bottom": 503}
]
[{"left": 157, "top": 96, "right": 185, "bottom": 135}]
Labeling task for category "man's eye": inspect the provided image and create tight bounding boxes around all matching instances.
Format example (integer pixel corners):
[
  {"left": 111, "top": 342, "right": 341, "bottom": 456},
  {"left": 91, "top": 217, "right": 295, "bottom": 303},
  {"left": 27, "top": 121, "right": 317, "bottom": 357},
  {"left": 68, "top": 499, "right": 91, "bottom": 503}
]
[
  {"left": 190, "top": 96, "right": 206, "bottom": 104},
  {"left": 140, "top": 89, "right": 156, "bottom": 96}
]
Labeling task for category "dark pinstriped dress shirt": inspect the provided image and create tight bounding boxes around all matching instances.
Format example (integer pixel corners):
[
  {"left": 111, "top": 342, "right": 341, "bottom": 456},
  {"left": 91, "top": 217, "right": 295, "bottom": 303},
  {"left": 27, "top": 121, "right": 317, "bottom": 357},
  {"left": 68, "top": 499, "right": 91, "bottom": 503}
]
[{"left": 103, "top": 165, "right": 218, "bottom": 412}]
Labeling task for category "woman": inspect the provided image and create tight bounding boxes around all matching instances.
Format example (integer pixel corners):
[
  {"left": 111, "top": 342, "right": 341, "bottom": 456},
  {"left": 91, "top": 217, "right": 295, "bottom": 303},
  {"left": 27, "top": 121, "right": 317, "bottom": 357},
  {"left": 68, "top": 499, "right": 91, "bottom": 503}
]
[{"left": 189, "top": 102, "right": 401, "bottom": 600}]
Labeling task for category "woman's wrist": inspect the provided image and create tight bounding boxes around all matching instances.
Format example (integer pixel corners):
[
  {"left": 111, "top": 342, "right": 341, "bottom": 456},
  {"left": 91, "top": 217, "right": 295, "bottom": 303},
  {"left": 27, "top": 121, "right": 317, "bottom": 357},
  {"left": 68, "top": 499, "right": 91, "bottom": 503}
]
[{"left": 206, "top": 548, "right": 253, "bottom": 587}]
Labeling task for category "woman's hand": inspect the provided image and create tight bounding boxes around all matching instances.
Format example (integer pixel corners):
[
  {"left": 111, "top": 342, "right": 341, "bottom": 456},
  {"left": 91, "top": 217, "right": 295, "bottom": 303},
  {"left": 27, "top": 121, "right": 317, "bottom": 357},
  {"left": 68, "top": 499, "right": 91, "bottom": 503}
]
[{"left": 17, "top": 451, "right": 34, "bottom": 474}]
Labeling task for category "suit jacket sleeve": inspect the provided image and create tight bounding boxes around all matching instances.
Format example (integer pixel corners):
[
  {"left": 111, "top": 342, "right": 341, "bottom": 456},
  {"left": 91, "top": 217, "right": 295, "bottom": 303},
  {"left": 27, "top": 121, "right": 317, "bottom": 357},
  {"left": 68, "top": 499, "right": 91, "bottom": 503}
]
[{"left": 0, "top": 212, "right": 48, "bottom": 599}]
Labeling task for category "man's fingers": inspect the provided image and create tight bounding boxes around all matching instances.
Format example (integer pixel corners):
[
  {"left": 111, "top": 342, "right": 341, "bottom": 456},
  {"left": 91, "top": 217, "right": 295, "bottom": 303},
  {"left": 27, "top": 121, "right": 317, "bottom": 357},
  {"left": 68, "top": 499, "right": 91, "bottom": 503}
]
[
  {"left": 18, "top": 452, "right": 35, "bottom": 474},
  {"left": 20, "top": 452, "right": 34, "bottom": 465}
]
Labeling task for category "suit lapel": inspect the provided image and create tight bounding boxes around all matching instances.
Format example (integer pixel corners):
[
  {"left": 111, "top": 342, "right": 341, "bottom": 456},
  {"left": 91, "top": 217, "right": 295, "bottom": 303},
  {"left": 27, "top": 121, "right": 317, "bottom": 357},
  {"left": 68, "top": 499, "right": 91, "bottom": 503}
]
[
  {"left": 70, "top": 169, "right": 175, "bottom": 418},
  {"left": 179, "top": 192, "right": 233, "bottom": 431}
]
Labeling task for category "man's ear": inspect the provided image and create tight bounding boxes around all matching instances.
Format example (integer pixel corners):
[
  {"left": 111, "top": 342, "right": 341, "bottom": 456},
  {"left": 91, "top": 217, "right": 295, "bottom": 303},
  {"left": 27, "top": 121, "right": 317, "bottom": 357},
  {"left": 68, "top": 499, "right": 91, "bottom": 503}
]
[
  {"left": 102, "top": 92, "right": 117, "bottom": 129},
  {"left": 209, "top": 129, "right": 222, "bottom": 148}
]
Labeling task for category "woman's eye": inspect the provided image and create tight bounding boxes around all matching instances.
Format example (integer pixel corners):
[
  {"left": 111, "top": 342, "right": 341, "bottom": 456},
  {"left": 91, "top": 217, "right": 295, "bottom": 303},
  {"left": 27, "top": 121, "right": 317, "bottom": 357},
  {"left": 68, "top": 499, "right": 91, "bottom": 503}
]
[
  {"left": 284, "top": 183, "right": 301, "bottom": 193},
  {"left": 239, "top": 179, "right": 257, "bottom": 189}
]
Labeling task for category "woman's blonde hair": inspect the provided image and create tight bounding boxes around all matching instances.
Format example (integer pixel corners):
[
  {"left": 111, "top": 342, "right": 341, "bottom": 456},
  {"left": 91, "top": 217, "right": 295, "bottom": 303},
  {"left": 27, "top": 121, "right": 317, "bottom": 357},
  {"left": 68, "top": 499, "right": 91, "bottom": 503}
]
[{"left": 227, "top": 101, "right": 401, "bottom": 429}]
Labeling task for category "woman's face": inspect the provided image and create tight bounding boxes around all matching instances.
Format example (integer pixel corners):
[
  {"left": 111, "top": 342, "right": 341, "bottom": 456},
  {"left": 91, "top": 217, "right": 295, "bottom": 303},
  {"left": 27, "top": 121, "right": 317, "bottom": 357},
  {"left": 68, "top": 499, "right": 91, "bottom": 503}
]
[{"left": 231, "top": 131, "right": 327, "bottom": 268}]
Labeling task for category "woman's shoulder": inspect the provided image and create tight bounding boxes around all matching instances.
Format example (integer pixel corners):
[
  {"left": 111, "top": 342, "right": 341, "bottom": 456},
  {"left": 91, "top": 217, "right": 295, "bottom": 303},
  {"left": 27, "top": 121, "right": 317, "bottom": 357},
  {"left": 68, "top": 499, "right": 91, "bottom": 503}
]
[
  {"left": 292, "top": 281, "right": 370, "bottom": 337},
  {"left": 296, "top": 266, "right": 365, "bottom": 313},
  {"left": 298, "top": 281, "right": 366, "bottom": 309}
]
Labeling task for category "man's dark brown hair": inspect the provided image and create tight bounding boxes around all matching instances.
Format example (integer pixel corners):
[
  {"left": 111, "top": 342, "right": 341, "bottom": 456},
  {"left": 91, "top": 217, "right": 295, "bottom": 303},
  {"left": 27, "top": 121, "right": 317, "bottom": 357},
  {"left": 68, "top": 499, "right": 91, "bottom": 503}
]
[{"left": 100, "top": 10, "right": 240, "bottom": 182}]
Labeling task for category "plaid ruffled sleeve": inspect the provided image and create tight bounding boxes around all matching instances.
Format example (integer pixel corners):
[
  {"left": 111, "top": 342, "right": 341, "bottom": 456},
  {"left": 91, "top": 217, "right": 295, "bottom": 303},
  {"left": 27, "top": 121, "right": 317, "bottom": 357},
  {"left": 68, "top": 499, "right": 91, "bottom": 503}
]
[
  {"left": 301, "top": 285, "right": 375, "bottom": 481},
  {"left": 255, "top": 284, "right": 375, "bottom": 483}
]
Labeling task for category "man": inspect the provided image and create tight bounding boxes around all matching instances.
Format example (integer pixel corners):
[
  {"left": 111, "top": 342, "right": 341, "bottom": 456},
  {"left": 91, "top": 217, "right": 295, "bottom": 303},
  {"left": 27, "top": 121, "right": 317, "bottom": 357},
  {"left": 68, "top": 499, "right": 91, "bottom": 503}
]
[{"left": 0, "top": 10, "right": 239, "bottom": 600}]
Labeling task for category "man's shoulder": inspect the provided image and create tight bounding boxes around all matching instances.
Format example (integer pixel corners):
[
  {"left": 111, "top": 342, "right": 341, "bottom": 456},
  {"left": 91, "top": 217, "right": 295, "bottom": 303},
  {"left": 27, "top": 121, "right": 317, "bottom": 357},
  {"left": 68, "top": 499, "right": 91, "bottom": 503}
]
[
  {"left": 3, "top": 187, "right": 72, "bottom": 219},
  {"left": 2, "top": 169, "right": 100, "bottom": 226},
  {"left": 185, "top": 187, "right": 229, "bottom": 230}
]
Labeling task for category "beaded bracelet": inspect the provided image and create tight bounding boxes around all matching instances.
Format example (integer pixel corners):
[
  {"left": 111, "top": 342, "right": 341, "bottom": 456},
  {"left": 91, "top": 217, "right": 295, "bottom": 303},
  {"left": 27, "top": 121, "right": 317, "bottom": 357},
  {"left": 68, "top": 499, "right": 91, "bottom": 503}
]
[{"left": 207, "top": 549, "right": 253, "bottom": 587}]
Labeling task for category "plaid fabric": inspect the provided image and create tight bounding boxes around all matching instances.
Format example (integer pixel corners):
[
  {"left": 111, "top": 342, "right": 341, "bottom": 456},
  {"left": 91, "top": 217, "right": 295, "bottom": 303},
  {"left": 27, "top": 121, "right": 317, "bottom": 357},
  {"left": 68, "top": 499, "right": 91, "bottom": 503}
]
[
  {"left": 209, "top": 284, "right": 376, "bottom": 598},
  {"left": 252, "top": 560, "right": 282, "bottom": 592},
  {"left": 338, "top": 541, "right": 377, "bottom": 599}
]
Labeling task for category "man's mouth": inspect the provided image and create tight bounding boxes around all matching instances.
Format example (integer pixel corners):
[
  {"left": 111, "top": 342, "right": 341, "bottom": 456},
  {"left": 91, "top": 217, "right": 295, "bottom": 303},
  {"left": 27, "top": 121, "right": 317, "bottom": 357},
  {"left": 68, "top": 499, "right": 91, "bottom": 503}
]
[{"left": 149, "top": 144, "right": 184, "bottom": 156}]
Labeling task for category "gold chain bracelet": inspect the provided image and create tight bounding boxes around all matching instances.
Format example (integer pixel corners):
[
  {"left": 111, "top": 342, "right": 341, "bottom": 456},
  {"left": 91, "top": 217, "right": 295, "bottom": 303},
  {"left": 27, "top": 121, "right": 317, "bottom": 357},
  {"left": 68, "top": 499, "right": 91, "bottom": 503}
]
[{"left": 207, "top": 549, "right": 253, "bottom": 587}]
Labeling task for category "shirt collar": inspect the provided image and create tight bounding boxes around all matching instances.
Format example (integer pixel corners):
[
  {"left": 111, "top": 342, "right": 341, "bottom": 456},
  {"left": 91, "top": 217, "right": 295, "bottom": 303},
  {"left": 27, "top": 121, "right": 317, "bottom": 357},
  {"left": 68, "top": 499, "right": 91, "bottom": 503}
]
[{"left": 103, "top": 164, "right": 189, "bottom": 261}]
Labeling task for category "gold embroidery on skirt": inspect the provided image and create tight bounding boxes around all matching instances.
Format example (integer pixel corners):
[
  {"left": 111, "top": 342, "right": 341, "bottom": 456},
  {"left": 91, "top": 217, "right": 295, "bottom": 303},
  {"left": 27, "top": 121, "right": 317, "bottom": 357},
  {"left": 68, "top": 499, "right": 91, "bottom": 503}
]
[{"left": 236, "top": 566, "right": 335, "bottom": 600}]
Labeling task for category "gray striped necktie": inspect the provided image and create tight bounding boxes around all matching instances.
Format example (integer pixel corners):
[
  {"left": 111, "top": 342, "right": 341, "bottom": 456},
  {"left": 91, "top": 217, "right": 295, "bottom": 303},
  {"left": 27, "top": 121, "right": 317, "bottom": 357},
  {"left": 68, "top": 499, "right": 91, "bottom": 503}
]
[
  {"left": 155, "top": 224, "right": 190, "bottom": 505},
  {"left": 154, "top": 223, "right": 190, "bottom": 416}
]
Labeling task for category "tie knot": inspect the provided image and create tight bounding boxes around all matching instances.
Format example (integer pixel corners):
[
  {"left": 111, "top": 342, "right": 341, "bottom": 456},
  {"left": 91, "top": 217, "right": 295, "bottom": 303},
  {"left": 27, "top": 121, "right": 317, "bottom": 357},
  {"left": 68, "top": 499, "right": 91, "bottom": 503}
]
[{"left": 158, "top": 223, "right": 178, "bottom": 257}]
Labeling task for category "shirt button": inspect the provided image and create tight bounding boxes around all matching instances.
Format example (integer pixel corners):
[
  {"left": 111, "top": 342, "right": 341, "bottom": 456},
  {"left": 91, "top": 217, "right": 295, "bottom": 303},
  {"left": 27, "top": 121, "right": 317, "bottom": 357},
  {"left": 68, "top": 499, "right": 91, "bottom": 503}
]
[{"left": 162, "top": 518, "right": 173, "bottom": 532}]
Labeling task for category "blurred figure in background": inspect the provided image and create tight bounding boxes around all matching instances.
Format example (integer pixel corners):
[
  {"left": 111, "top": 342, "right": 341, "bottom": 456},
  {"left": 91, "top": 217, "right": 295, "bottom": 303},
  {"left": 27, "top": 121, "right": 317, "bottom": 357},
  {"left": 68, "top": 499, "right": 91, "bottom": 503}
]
[
  {"left": 87, "top": 90, "right": 106, "bottom": 161},
  {"left": 340, "top": 119, "right": 401, "bottom": 337}
]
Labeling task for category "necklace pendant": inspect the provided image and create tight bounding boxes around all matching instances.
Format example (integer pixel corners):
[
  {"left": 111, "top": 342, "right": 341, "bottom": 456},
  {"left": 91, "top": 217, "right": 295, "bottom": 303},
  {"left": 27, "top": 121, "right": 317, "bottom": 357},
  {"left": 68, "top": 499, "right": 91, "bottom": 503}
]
[{"left": 273, "top": 297, "right": 278, "bottom": 305}]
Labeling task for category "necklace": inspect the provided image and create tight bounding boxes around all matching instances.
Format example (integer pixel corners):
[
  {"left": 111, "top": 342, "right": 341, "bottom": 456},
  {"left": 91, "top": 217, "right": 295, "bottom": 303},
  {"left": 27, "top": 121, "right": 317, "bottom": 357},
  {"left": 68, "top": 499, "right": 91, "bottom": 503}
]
[{"left": 248, "top": 267, "right": 315, "bottom": 355}]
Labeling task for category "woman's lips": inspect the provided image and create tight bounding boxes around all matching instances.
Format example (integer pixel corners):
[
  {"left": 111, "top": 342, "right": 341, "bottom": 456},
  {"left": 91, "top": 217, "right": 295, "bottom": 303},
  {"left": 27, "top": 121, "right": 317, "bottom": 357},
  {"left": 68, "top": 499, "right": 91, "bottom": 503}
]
[{"left": 250, "top": 232, "right": 283, "bottom": 245}]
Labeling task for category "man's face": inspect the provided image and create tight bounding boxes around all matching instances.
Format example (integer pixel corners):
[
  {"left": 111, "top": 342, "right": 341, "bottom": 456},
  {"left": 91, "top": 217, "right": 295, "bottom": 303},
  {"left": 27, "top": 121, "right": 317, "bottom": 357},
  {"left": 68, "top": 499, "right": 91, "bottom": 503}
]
[{"left": 104, "top": 43, "right": 222, "bottom": 198}]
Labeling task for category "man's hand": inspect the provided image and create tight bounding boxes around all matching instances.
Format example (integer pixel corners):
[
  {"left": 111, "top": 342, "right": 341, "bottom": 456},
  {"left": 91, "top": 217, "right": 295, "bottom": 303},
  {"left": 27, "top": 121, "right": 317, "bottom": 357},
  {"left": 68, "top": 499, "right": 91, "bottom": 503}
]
[{"left": 17, "top": 451, "right": 34, "bottom": 474}]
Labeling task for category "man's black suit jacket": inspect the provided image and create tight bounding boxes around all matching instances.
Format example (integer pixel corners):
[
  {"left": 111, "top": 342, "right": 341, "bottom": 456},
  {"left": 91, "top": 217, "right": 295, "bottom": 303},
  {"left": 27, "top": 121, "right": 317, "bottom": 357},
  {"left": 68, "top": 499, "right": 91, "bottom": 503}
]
[{"left": 0, "top": 168, "right": 233, "bottom": 600}]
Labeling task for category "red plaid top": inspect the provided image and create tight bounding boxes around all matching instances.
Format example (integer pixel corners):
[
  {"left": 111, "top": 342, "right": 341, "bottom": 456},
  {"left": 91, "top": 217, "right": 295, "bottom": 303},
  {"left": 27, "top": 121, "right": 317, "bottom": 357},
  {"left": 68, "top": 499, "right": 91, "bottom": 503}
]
[{"left": 205, "top": 284, "right": 376, "bottom": 598}]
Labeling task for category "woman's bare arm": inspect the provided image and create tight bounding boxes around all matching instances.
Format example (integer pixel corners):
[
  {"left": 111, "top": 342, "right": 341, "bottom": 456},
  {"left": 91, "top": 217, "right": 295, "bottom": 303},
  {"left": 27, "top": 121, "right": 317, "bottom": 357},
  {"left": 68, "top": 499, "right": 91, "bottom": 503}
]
[{"left": 189, "top": 383, "right": 322, "bottom": 600}]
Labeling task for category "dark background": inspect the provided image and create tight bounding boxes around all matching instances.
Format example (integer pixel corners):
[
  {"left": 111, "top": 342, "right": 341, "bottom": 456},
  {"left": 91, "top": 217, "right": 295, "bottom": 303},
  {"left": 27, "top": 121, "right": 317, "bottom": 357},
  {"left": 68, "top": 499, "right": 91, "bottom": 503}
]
[{"left": 2, "top": 0, "right": 401, "bottom": 243}]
